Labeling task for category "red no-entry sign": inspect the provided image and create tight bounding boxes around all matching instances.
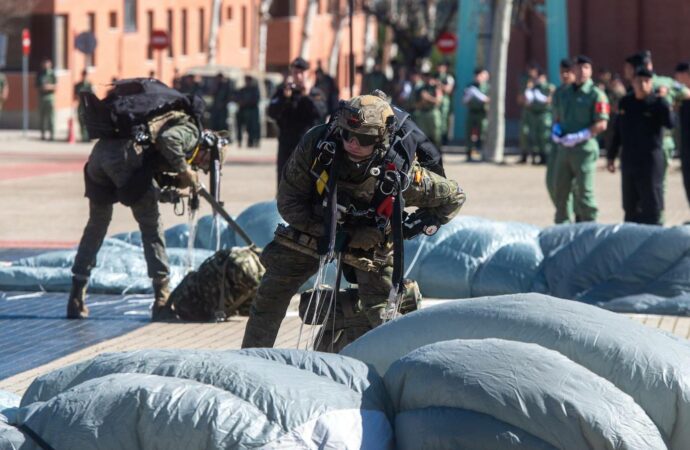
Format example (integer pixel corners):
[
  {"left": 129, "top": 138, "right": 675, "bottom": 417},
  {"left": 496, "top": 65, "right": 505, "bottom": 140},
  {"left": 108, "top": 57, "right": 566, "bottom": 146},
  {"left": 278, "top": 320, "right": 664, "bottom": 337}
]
[
  {"left": 149, "top": 30, "right": 169, "bottom": 50},
  {"left": 436, "top": 32, "right": 457, "bottom": 55},
  {"left": 21, "top": 29, "right": 31, "bottom": 56}
]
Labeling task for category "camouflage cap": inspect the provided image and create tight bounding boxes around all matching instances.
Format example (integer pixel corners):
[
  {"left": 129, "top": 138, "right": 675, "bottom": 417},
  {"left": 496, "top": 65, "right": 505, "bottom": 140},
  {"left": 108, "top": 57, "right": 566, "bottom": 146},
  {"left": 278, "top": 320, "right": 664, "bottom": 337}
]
[{"left": 338, "top": 95, "right": 395, "bottom": 140}]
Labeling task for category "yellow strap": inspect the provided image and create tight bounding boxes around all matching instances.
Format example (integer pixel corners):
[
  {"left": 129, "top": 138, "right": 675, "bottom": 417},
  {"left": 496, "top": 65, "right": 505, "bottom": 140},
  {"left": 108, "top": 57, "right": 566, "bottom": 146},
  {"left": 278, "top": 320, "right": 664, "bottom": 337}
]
[
  {"left": 316, "top": 170, "right": 329, "bottom": 195},
  {"left": 186, "top": 144, "right": 201, "bottom": 165}
]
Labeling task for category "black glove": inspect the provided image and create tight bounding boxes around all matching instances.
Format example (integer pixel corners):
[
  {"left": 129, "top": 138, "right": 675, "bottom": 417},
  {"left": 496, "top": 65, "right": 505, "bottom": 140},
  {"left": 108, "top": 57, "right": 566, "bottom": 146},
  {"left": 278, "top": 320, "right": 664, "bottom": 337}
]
[{"left": 403, "top": 210, "right": 440, "bottom": 240}]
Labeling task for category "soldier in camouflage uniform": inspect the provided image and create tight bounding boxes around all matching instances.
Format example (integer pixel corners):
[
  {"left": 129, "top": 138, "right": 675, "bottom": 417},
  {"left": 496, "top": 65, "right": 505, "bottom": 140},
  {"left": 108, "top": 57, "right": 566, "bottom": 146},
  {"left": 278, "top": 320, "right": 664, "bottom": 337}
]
[
  {"left": 68, "top": 109, "right": 229, "bottom": 321},
  {"left": 413, "top": 71, "right": 443, "bottom": 148},
  {"left": 463, "top": 68, "right": 490, "bottom": 161},
  {"left": 241, "top": 95, "right": 466, "bottom": 348}
]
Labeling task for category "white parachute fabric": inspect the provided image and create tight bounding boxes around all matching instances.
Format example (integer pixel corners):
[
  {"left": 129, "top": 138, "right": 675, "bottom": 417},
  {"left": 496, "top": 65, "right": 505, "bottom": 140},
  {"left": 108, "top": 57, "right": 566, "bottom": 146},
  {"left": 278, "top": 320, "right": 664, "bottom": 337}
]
[
  {"left": 385, "top": 339, "right": 666, "bottom": 449},
  {"left": 16, "top": 349, "right": 393, "bottom": 450},
  {"left": 0, "top": 391, "right": 24, "bottom": 450},
  {"left": 341, "top": 294, "right": 690, "bottom": 449}
]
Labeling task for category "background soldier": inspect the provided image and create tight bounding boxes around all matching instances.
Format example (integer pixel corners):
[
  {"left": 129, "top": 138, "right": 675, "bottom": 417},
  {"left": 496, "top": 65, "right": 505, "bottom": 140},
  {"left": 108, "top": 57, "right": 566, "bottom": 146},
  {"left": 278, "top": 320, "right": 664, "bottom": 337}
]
[
  {"left": 675, "top": 62, "right": 690, "bottom": 213},
  {"left": 549, "top": 59, "right": 575, "bottom": 215},
  {"left": 210, "top": 72, "right": 232, "bottom": 132},
  {"left": 436, "top": 60, "right": 455, "bottom": 145},
  {"left": 235, "top": 75, "right": 261, "bottom": 148},
  {"left": 0, "top": 70, "right": 8, "bottom": 121},
  {"left": 268, "top": 57, "right": 322, "bottom": 186},
  {"left": 517, "top": 63, "right": 540, "bottom": 163},
  {"left": 551, "top": 55, "right": 609, "bottom": 223},
  {"left": 522, "top": 69, "right": 555, "bottom": 165},
  {"left": 36, "top": 58, "right": 56, "bottom": 141},
  {"left": 74, "top": 70, "right": 94, "bottom": 142},
  {"left": 607, "top": 67, "right": 673, "bottom": 225},
  {"left": 463, "top": 67, "right": 490, "bottom": 162},
  {"left": 241, "top": 95, "right": 465, "bottom": 349},
  {"left": 413, "top": 70, "right": 443, "bottom": 148}
]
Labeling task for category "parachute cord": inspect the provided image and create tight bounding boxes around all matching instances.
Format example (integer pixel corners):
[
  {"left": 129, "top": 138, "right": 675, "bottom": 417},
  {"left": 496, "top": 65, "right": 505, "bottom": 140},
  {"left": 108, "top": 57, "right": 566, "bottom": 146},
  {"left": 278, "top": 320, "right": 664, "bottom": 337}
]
[
  {"left": 313, "top": 253, "right": 342, "bottom": 351},
  {"left": 404, "top": 237, "right": 427, "bottom": 279},
  {"left": 296, "top": 255, "right": 327, "bottom": 349}
]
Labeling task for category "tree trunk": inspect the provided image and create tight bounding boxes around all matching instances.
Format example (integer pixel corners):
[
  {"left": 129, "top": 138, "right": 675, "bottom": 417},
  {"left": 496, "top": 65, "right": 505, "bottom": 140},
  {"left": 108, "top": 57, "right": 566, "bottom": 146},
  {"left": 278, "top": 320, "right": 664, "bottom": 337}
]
[
  {"left": 300, "top": 0, "right": 319, "bottom": 60},
  {"left": 363, "top": 12, "right": 376, "bottom": 71},
  {"left": 328, "top": 5, "right": 348, "bottom": 77},
  {"left": 485, "top": 0, "right": 513, "bottom": 163},
  {"left": 257, "top": 0, "right": 274, "bottom": 73},
  {"left": 207, "top": 0, "right": 223, "bottom": 65}
]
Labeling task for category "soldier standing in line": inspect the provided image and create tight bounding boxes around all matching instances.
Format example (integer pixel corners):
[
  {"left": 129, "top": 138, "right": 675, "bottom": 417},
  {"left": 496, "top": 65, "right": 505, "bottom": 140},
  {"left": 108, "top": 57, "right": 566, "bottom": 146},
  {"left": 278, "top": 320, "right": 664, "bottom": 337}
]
[
  {"left": 36, "top": 58, "right": 56, "bottom": 141},
  {"left": 674, "top": 62, "right": 690, "bottom": 215},
  {"left": 607, "top": 67, "right": 673, "bottom": 225},
  {"left": 523, "top": 69, "right": 555, "bottom": 165},
  {"left": 235, "top": 75, "right": 261, "bottom": 148},
  {"left": 241, "top": 95, "right": 465, "bottom": 349},
  {"left": 413, "top": 70, "right": 443, "bottom": 148},
  {"left": 210, "top": 72, "right": 232, "bottom": 132},
  {"left": 517, "top": 63, "right": 540, "bottom": 164},
  {"left": 463, "top": 67, "right": 490, "bottom": 162},
  {"left": 74, "top": 70, "right": 94, "bottom": 142},
  {"left": 551, "top": 55, "right": 609, "bottom": 223},
  {"left": 436, "top": 60, "right": 455, "bottom": 145}
]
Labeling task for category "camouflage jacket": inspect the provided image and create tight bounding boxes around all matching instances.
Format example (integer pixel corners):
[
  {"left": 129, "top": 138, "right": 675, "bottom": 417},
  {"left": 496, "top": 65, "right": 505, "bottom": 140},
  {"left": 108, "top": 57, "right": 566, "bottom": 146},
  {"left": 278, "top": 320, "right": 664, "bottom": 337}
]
[{"left": 277, "top": 124, "right": 466, "bottom": 240}]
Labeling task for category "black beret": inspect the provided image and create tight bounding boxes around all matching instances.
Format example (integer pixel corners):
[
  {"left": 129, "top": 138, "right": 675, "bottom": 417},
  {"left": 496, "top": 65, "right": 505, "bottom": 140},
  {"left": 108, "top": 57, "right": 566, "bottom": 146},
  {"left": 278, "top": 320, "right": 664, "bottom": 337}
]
[
  {"left": 575, "top": 54, "right": 593, "bottom": 65},
  {"left": 290, "top": 57, "right": 309, "bottom": 70},
  {"left": 675, "top": 62, "right": 690, "bottom": 73},
  {"left": 634, "top": 66, "right": 654, "bottom": 78},
  {"left": 560, "top": 58, "right": 573, "bottom": 69}
]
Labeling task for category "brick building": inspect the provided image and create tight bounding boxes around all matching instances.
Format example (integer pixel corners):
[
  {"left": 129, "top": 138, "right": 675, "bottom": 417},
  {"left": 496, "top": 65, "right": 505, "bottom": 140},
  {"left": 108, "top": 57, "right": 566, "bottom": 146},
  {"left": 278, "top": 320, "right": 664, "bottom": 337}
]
[{"left": 0, "top": 0, "right": 370, "bottom": 134}]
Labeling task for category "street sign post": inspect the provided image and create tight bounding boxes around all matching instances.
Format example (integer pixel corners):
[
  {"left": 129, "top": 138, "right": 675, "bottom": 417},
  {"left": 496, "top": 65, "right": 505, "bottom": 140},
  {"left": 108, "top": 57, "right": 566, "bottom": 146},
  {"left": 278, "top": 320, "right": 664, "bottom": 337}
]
[
  {"left": 74, "top": 31, "right": 98, "bottom": 55},
  {"left": 149, "top": 30, "right": 169, "bottom": 80},
  {"left": 436, "top": 31, "right": 458, "bottom": 55},
  {"left": 21, "top": 28, "right": 30, "bottom": 137}
]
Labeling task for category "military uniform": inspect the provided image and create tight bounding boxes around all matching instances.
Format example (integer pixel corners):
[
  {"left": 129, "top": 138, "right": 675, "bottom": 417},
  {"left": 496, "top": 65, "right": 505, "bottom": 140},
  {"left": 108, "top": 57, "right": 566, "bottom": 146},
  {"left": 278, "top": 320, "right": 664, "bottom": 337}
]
[
  {"left": 463, "top": 81, "right": 489, "bottom": 159},
  {"left": 36, "top": 68, "right": 56, "bottom": 140},
  {"left": 70, "top": 111, "right": 200, "bottom": 319},
  {"left": 241, "top": 97, "right": 465, "bottom": 349},
  {"left": 552, "top": 79, "right": 609, "bottom": 223},
  {"left": 524, "top": 80, "right": 555, "bottom": 164},
  {"left": 235, "top": 82, "right": 261, "bottom": 147},
  {"left": 438, "top": 72, "right": 455, "bottom": 144},
  {"left": 413, "top": 81, "right": 442, "bottom": 148},
  {"left": 74, "top": 79, "right": 94, "bottom": 142}
]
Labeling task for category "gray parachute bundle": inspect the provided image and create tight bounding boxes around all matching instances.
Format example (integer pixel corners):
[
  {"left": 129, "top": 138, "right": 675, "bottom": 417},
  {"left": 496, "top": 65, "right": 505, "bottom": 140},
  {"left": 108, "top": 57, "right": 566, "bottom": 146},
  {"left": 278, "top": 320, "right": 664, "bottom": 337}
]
[
  {"left": 168, "top": 246, "right": 265, "bottom": 320},
  {"left": 342, "top": 293, "right": 690, "bottom": 449},
  {"left": 5, "top": 349, "right": 393, "bottom": 450}
]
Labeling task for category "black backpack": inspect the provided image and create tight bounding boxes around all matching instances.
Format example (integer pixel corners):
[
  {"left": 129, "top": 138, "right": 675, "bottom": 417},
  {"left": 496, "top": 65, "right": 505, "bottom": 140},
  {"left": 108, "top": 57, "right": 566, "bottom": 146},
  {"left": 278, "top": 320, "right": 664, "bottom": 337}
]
[{"left": 79, "top": 77, "right": 206, "bottom": 140}]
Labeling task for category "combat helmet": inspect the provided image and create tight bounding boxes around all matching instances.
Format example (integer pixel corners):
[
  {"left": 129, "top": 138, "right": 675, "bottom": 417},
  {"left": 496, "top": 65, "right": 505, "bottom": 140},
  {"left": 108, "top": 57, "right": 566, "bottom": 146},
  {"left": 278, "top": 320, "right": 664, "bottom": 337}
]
[
  {"left": 186, "top": 130, "right": 231, "bottom": 172},
  {"left": 338, "top": 95, "right": 396, "bottom": 145}
]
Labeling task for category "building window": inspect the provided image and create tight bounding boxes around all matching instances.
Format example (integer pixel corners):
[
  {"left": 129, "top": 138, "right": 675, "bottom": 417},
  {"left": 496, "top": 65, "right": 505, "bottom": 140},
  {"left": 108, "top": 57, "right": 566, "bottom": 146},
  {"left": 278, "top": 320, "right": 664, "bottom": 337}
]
[
  {"left": 86, "top": 13, "right": 96, "bottom": 67},
  {"left": 181, "top": 9, "right": 188, "bottom": 55},
  {"left": 147, "top": 10, "right": 154, "bottom": 60},
  {"left": 109, "top": 11, "right": 117, "bottom": 29},
  {"left": 54, "top": 14, "right": 69, "bottom": 70},
  {"left": 198, "top": 8, "right": 205, "bottom": 53},
  {"left": 241, "top": 6, "right": 247, "bottom": 48},
  {"left": 124, "top": 0, "right": 137, "bottom": 32},
  {"left": 167, "top": 9, "right": 174, "bottom": 57},
  {"left": 227, "top": 6, "right": 232, "bottom": 20},
  {"left": 270, "top": 1, "right": 294, "bottom": 17}
]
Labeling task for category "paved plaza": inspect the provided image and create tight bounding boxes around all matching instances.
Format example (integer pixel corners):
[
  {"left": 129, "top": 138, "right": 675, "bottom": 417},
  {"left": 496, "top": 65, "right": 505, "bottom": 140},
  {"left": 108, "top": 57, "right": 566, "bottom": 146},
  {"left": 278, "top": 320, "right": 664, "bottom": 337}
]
[{"left": 1, "top": 131, "right": 689, "bottom": 396}]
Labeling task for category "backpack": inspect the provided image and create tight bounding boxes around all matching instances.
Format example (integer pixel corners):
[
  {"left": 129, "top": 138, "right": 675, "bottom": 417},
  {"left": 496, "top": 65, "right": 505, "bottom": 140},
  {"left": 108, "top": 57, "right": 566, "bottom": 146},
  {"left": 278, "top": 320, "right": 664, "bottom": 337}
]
[
  {"left": 79, "top": 77, "right": 206, "bottom": 140},
  {"left": 168, "top": 247, "right": 265, "bottom": 322}
]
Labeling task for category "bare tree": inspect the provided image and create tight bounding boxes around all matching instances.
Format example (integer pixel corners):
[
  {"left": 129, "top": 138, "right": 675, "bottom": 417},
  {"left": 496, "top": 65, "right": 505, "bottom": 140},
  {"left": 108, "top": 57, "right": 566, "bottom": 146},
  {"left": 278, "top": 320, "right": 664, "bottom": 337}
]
[
  {"left": 299, "top": 0, "right": 319, "bottom": 60},
  {"left": 257, "top": 0, "right": 274, "bottom": 72},
  {"left": 328, "top": 2, "right": 349, "bottom": 77},
  {"left": 0, "top": 0, "right": 37, "bottom": 32},
  {"left": 207, "top": 0, "right": 223, "bottom": 65},
  {"left": 485, "top": 0, "right": 513, "bottom": 163}
]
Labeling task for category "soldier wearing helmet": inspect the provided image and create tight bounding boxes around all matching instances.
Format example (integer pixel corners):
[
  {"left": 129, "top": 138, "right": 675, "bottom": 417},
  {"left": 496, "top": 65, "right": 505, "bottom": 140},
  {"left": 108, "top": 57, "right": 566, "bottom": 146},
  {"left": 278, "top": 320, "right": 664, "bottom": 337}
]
[{"left": 241, "top": 94, "right": 466, "bottom": 349}]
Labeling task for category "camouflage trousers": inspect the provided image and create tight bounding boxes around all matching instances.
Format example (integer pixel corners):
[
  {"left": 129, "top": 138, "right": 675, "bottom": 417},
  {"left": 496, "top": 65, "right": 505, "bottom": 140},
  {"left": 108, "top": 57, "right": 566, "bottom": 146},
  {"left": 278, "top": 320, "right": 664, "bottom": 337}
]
[
  {"left": 72, "top": 188, "right": 169, "bottom": 281},
  {"left": 241, "top": 240, "right": 394, "bottom": 349}
]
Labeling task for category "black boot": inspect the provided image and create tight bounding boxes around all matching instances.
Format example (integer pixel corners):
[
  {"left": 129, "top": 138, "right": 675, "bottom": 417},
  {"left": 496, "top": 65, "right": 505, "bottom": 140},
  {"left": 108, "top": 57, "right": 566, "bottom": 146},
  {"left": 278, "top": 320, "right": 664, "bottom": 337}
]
[
  {"left": 151, "top": 276, "right": 176, "bottom": 321},
  {"left": 66, "top": 277, "right": 89, "bottom": 319}
]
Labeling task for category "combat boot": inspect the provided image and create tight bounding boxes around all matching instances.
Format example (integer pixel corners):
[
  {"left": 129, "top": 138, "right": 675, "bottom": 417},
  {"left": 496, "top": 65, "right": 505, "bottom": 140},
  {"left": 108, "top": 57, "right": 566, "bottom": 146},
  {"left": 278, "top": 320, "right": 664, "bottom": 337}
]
[
  {"left": 151, "top": 276, "right": 175, "bottom": 321},
  {"left": 66, "top": 277, "right": 89, "bottom": 319}
]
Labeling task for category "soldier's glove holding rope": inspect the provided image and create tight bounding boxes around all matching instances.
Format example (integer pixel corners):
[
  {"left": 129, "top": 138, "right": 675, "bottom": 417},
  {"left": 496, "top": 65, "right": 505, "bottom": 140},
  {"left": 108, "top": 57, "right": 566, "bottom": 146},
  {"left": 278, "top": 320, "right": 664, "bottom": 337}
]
[
  {"left": 348, "top": 226, "right": 385, "bottom": 250},
  {"left": 176, "top": 167, "right": 199, "bottom": 189},
  {"left": 403, "top": 210, "right": 440, "bottom": 240}
]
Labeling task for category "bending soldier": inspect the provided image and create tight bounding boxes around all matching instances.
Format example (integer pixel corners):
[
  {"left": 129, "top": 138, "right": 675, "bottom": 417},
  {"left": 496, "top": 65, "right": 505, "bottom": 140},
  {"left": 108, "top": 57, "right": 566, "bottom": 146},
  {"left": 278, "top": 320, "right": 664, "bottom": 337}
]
[
  {"left": 68, "top": 82, "right": 230, "bottom": 320},
  {"left": 241, "top": 95, "right": 466, "bottom": 348}
]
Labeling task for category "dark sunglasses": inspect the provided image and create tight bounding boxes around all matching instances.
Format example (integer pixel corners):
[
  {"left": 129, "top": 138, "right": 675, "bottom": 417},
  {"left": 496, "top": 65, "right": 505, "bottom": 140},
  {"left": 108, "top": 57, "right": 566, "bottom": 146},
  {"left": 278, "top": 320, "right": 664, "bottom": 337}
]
[{"left": 340, "top": 129, "right": 379, "bottom": 146}]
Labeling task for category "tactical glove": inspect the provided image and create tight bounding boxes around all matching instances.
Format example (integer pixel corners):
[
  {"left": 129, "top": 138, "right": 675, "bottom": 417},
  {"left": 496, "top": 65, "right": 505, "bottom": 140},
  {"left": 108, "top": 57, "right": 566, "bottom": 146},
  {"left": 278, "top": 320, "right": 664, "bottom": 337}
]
[
  {"left": 177, "top": 168, "right": 198, "bottom": 189},
  {"left": 348, "top": 227, "right": 385, "bottom": 250},
  {"left": 403, "top": 210, "right": 440, "bottom": 239}
]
